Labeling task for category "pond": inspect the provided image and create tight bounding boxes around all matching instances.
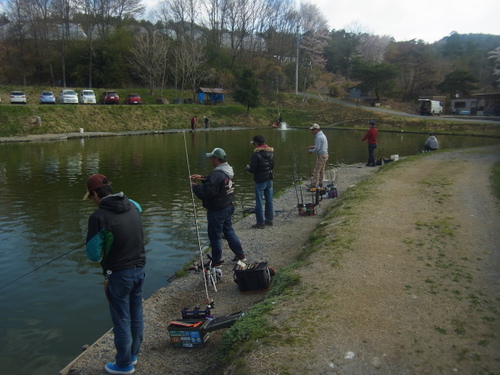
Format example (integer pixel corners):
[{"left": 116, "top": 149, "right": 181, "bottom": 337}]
[{"left": 0, "top": 127, "right": 498, "bottom": 374}]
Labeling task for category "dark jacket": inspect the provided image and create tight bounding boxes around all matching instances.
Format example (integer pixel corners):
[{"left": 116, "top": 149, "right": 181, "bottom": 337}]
[
  {"left": 86, "top": 192, "right": 146, "bottom": 274},
  {"left": 192, "top": 163, "right": 235, "bottom": 211},
  {"left": 246, "top": 146, "right": 275, "bottom": 183}
]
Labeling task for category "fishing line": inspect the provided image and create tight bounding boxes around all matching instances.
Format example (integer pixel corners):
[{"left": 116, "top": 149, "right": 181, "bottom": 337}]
[
  {"left": 0, "top": 243, "right": 85, "bottom": 290},
  {"left": 182, "top": 131, "right": 212, "bottom": 304}
]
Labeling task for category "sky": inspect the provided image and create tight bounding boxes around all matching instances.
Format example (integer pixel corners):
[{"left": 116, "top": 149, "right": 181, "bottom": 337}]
[{"left": 312, "top": 0, "right": 499, "bottom": 43}]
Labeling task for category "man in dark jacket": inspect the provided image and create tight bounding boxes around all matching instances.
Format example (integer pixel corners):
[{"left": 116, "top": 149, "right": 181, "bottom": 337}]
[
  {"left": 84, "top": 174, "right": 146, "bottom": 375},
  {"left": 246, "top": 135, "right": 275, "bottom": 229},
  {"left": 190, "top": 148, "right": 246, "bottom": 265}
]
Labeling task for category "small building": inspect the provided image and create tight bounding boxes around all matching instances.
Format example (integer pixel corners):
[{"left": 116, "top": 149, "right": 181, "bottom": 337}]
[
  {"left": 196, "top": 88, "right": 226, "bottom": 105},
  {"left": 472, "top": 92, "right": 500, "bottom": 116}
]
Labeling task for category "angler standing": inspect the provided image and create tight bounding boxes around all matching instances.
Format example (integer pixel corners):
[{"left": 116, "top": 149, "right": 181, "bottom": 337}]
[
  {"left": 307, "top": 123, "right": 329, "bottom": 190},
  {"left": 83, "top": 174, "right": 146, "bottom": 375},
  {"left": 246, "top": 135, "right": 275, "bottom": 229},
  {"left": 361, "top": 120, "right": 378, "bottom": 167},
  {"left": 190, "top": 148, "right": 246, "bottom": 265}
]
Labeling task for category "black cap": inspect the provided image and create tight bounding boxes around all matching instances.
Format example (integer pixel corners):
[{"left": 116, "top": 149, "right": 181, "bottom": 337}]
[
  {"left": 368, "top": 120, "right": 376, "bottom": 125},
  {"left": 251, "top": 135, "right": 265, "bottom": 145}
]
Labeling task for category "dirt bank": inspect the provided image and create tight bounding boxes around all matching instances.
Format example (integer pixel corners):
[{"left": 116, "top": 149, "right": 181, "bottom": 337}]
[{"left": 64, "top": 146, "right": 500, "bottom": 375}]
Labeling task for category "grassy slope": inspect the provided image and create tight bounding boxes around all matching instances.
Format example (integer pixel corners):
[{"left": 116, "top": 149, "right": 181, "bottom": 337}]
[{"left": 0, "top": 87, "right": 499, "bottom": 137}]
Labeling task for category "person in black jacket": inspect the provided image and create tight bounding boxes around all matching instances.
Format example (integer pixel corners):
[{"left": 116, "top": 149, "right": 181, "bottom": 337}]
[
  {"left": 246, "top": 135, "right": 275, "bottom": 229},
  {"left": 83, "top": 173, "right": 146, "bottom": 375},
  {"left": 190, "top": 148, "right": 246, "bottom": 265}
]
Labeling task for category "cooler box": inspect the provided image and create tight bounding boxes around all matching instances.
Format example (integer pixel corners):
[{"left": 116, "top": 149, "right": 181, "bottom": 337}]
[
  {"left": 167, "top": 319, "right": 210, "bottom": 348},
  {"left": 233, "top": 262, "right": 271, "bottom": 293}
]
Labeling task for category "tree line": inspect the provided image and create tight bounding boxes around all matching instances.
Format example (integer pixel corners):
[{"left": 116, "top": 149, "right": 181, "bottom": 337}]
[{"left": 1, "top": 0, "right": 499, "bottom": 104}]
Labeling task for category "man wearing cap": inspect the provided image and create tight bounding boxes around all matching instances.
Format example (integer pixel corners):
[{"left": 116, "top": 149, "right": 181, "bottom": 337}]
[
  {"left": 307, "top": 123, "right": 329, "bottom": 189},
  {"left": 190, "top": 148, "right": 246, "bottom": 265},
  {"left": 246, "top": 135, "right": 275, "bottom": 229},
  {"left": 83, "top": 174, "right": 146, "bottom": 374},
  {"left": 362, "top": 120, "right": 378, "bottom": 167}
]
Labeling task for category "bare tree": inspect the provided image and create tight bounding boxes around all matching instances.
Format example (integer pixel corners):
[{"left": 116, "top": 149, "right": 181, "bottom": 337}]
[
  {"left": 173, "top": 36, "right": 208, "bottom": 98},
  {"left": 129, "top": 28, "right": 170, "bottom": 95}
]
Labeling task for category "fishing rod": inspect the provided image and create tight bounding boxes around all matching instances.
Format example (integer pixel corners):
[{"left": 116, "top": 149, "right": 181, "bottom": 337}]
[
  {"left": 0, "top": 242, "right": 85, "bottom": 290},
  {"left": 182, "top": 131, "right": 213, "bottom": 304}
]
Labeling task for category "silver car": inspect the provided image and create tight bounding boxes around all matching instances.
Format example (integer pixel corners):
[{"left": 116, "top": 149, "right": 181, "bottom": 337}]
[
  {"left": 59, "top": 89, "right": 78, "bottom": 104},
  {"left": 10, "top": 91, "right": 27, "bottom": 104}
]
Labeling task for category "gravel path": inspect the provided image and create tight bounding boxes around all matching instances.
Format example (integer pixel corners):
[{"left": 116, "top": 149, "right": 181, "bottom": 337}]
[{"left": 64, "top": 163, "right": 378, "bottom": 375}]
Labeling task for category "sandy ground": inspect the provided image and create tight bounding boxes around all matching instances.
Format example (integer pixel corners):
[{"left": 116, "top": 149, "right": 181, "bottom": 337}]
[{"left": 63, "top": 145, "right": 500, "bottom": 375}]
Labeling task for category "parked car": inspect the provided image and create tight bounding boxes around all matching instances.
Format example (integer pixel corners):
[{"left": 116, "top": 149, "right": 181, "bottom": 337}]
[
  {"left": 101, "top": 91, "right": 119, "bottom": 105},
  {"left": 10, "top": 91, "right": 27, "bottom": 104},
  {"left": 40, "top": 91, "right": 56, "bottom": 104},
  {"left": 79, "top": 89, "right": 96, "bottom": 104},
  {"left": 124, "top": 94, "right": 142, "bottom": 105},
  {"left": 59, "top": 89, "right": 78, "bottom": 104}
]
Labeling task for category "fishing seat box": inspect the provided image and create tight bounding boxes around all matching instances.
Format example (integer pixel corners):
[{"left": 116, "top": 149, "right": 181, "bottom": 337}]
[
  {"left": 233, "top": 262, "right": 271, "bottom": 293},
  {"left": 167, "top": 319, "right": 210, "bottom": 348}
]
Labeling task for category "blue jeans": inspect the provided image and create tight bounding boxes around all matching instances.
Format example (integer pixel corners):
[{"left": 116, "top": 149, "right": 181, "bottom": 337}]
[
  {"left": 107, "top": 267, "right": 145, "bottom": 368},
  {"left": 207, "top": 205, "right": 244, "bottom": 261},
  {"left": 254, "top": 180, "right": 274, "bottom": 225}
]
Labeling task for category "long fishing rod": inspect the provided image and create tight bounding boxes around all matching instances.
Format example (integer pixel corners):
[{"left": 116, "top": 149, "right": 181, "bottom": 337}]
[
  {"left": 182, "top": 131, "right": 212, "bottom": 304},
  {"left": 0, "top": 243, "right": 85, "bottom": 290}
]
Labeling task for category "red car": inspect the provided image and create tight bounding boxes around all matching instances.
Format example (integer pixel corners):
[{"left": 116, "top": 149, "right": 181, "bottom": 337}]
[
  {"left": 100, "top": 91, "right": 119, "bottom": 105},
  {"left": 124, "top": 94, "right": 142, "bottom": 105}
]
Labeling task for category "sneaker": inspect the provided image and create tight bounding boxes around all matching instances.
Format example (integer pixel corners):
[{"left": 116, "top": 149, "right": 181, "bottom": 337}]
[
  {"left": 132, "top": 356, "right": 138, "bottom": 366},
  {"left": 251, "top": 224, "right": 265, "bottom": 229},
  {"left": 265, "top": 221, "right": 273, "bottom": 226},
  {"left": 105, "top": 362, "right": 135, "bottom": 374},
  {"left": 204, "top": 259, "right": 224, "bottom": 267},
  {"left": 231, "top": 254, "right": 247, "bottom": 263}
]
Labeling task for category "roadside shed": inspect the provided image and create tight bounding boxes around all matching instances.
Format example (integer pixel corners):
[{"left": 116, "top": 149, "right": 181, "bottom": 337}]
[{"left": 196, "top": 88, "right": 226, "bottom": 105}]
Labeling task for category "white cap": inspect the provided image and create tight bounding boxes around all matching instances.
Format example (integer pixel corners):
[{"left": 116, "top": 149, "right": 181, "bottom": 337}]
[{"left": 309, "top": 123, "right": 320, "bottom": 130}]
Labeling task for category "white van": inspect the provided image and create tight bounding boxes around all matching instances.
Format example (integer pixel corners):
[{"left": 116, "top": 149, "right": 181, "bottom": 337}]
[
  {"left": 79, "top": 89, "right": 96, "bottom": 104},
  {"left": 418, "top": 99, "right": 443, "bottom": 116}
]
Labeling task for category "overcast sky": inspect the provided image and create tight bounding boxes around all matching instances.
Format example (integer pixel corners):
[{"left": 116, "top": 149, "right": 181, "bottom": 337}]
[{"left": 312, "top": 0, "right": 499, "bottom": 43}]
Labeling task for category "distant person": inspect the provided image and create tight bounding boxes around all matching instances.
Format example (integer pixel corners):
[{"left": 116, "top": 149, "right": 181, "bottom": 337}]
[
  {"left": 362, "top": 120, "right": 378, "bottom": 167},
  {"left": 307, "top": 123, "right": 329, "bottom": 189},
  {"left": 424, "top": 133, "right": 439, "bottom": 151},
  {"left": 278, "top": 114, "right": 282, "bottom": 124},
  {"left": 190, "top": 148, "right": 246, "bottom": 265},
  {"left": 204, "top": 116, "right": 209, "bottom": 129},
  {"left": 190, "top": 116, "right": 197, "bottom": 131},
  {"left": 246, "top": 135, "right": 275, "bottom": 229},
  {"left": 83, "top": 174, "right": 146, "bottom": 375}
]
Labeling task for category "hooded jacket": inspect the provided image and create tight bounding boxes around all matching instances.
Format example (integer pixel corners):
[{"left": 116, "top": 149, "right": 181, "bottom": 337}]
[
  {"left": 246, "top": 145, "right": 275, "bottom": 183},
  {"left": 192, "top": 162, "right": 236, "bottom": 211},
  {"left": 86, "top": 192, "right": 146, "bottom": 274}
]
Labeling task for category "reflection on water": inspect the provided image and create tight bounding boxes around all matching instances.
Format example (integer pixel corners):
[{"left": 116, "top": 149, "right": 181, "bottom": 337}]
[{"left": 0, "top": 128, "right": 498, "bottom": 374}]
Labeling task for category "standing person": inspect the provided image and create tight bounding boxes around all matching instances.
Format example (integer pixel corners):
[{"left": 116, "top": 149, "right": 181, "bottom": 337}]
[
  {"left": 190, "top": 116, "right": 197, "bottom": 131},
  {"left": 307, "top": 123, "right": 329, "bottom": 189},
  {"left": 83, "top": 174, "right": 146, "bottom": 375},
  {"left": 204, "top": 116, "right": 209, "bottom": 129},
  {"left": 190, "top": 148, "right": 246, "bottom": 265},
  {"left": 362, "top": 120, "right": 378, "bottom": 167},
  {"left": 246, "top": 135, "right": 275, "bottom": 229},
  {"left": 424, "top": 133, "right": 439, "bottom": 151}
]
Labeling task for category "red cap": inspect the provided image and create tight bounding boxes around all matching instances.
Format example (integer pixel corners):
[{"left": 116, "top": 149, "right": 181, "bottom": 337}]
[{"left": 83, "top": 174, "right": 110, "bottom": 200}]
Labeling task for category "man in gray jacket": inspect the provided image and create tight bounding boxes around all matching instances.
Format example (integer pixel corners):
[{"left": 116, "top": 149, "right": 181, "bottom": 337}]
[
  {"left": 307, "top": 123, "right": 329, "bottom": 189},
  {"left": 190, "top": 148, "right": 246, "bottom": 265}
]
